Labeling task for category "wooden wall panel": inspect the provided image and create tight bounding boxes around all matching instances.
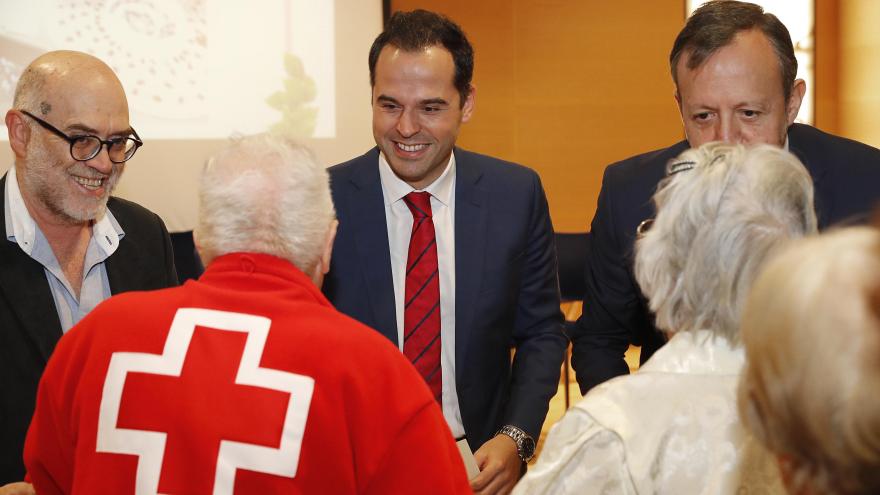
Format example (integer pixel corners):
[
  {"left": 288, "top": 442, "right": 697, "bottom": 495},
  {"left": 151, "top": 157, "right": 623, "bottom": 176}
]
[
  {"left": 815, "top": 0, "right": 840, "bottom": 134},
  {"left": 839, "top": 0, "right": 880, "bottom": 148},
  {"left": 390, "top": 0, "right": 684, "bottom": 231}
]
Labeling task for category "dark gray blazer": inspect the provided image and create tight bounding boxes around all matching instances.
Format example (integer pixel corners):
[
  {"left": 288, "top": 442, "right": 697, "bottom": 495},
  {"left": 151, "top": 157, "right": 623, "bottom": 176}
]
[{"left": 0, "top": 173, "right": 178, "bottom": 483}]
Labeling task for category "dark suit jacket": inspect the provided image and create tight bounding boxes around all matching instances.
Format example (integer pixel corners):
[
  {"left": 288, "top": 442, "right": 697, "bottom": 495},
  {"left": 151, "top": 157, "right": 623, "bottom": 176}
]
[
  {"left": 324, "top": 148, "right": 567, "bottom": 451},
  {"left": 570, "top": 124, "right": 880, "bottom": 394},
  {"left": 0, "top": 174, "right": 179, "bottom": 484}
]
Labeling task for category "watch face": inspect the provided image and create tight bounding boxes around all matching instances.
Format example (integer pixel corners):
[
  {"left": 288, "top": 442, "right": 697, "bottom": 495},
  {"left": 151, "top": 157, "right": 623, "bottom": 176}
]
[{"left": 521, "top": 436, "right": 536, "bottom": 459}]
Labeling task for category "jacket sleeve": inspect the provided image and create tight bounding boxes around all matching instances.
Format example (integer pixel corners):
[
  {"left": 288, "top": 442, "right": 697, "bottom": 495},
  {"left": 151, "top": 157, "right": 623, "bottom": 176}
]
[
  {"left": 503, "top": 171, "right": 568, "bottom": 439},
  {"left": 569, "top": 168, "right": 641, "bottom": 393},
  {"left": 23, "top": 335, "right": 78, "bottom": 495},
  {"left": 512, "top": 408, "right": 633, "bottom": 495}
]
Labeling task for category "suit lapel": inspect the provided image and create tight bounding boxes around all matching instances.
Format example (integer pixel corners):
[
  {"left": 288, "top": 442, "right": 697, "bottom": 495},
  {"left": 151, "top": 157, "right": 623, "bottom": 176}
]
[
  {"left": 0, "top": 174, "right": 63, "bottom": 363},
  {"left": 453, "top": 150, "right": 488, "bottom": 386},
  {"left": 348, "top": 151, "right": 399, "bottom": 345}
]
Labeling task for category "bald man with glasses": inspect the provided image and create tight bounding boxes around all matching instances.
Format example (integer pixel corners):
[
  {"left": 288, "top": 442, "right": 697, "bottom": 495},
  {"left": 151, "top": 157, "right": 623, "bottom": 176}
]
[{"left": 0, "top": 50, "right": 178, "bottom": 488}]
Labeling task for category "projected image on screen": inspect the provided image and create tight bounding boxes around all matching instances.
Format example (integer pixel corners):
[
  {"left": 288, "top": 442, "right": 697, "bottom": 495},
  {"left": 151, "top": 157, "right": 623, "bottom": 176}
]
[{"left": 0, "top": 0, "right": 335, "bottom": 139}]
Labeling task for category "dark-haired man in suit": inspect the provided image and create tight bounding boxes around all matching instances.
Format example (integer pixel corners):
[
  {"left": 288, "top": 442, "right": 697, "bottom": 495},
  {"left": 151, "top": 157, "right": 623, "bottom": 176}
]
[
  {"left": 0, "top": 50, "right": 178, "bottom": 489},
  {"left": 324, "top": 9, "right": 566, "bottom": 495},
  {"left": 570, "top": 0, "right": 880, "bottom": 394}
]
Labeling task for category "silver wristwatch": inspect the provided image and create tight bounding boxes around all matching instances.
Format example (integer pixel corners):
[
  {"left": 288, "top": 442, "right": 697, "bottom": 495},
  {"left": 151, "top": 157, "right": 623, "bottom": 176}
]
[{"left": 497, "top": 425, "right": 536, "bottom": 462}]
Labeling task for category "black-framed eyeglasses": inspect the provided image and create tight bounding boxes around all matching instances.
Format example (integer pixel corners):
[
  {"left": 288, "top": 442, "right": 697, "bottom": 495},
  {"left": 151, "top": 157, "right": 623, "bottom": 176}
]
[{"left": 20, "top": 110, "right": 143, "bottom": 163}]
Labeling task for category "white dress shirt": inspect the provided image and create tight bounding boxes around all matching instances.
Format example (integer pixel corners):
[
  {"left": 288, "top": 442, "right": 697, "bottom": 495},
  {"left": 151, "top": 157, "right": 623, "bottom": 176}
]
[
  {"left": 4, "top": 166, "right": 124, "bottom": 333},
  {"left": 378, "top": 151, "right": 465, "bottom": 438},
  {"left": 515, "top": 330, "right": 784, "bottom": 495}
]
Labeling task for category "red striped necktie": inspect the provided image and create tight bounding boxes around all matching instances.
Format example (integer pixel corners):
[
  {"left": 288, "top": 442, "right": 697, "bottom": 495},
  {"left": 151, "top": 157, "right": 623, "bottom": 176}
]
[{"left": 402, "top": 192, "right": 442, "bottom": 403}]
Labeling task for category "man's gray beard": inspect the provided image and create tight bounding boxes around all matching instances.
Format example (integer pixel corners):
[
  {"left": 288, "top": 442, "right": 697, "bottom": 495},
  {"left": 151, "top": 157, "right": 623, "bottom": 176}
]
[
  {"left": 21, "top": 144, "right": 124, "bottom": 224},
  {"left": 38, "top": 184, "right": 110, "bottom": 224}
]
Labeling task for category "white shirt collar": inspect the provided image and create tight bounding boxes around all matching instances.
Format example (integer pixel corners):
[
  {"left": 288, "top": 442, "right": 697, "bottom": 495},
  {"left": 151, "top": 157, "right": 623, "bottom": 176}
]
[
  {"left": 378, "top": 151, "right": 456, "bottom": 207},
  {"left": 5, "top": 165, "right": 124, "bottom": 257},
  {"left": 6, "top": 166, "right": 36, "bottom": 253}
]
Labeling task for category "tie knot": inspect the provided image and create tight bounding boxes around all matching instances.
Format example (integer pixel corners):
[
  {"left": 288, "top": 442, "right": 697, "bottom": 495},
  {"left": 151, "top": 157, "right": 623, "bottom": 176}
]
[{"left": 404, "top": 192, "right": 433, "bottom": 219}]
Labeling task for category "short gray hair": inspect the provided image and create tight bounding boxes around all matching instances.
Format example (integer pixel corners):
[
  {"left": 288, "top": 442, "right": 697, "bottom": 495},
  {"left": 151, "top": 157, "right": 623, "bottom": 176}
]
[
  {"left": 738, "top": 227, "right": 880, "bottom": 495},
  {"left": 634, "top": 142, "right": 816, "bottom": 342},
  {"left": 12, "top": 65, "right": 46, "bottom": 114},
  {"left": 196, "top": 134, "right": 335, "bottom": 272}
]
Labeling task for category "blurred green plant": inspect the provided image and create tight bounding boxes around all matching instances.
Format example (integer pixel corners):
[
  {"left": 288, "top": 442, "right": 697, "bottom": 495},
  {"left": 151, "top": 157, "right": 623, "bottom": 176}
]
[{"left": 266, "top": 53, "right": 318, "bottom": 138}]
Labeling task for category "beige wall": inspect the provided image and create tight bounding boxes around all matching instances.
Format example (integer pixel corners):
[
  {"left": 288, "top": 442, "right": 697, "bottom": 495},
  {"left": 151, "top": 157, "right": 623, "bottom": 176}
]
[{"left": 391, "top": 0, "right": 685, "bottom": 231}]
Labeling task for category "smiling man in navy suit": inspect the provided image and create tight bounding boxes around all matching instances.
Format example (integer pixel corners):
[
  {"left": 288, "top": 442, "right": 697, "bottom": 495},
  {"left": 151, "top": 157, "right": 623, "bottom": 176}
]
[{"left": 323, "top": 10, "right": 566, "bottom": 495}]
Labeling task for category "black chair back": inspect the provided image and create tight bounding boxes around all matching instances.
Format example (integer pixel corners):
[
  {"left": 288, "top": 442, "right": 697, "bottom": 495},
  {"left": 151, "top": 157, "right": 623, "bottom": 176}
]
[
  {"left": 554, "top": 232, "right": 590, "bottom": 408},
  {"left": 555, "top": 232, "right": 589, "bottom": 302},
  {"left": 170, "top": 231, "right": 205, "bottom": 283}
]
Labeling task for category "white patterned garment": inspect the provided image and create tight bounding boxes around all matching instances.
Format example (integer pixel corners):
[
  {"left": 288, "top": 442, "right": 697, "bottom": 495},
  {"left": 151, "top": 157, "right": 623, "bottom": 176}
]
[{"left": 515, "top": 330, "right": 785, "bottom": 495}]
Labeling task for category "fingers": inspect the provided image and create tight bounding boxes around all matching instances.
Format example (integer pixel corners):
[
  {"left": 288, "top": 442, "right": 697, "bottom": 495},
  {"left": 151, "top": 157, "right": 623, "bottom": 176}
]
[
  {"left": 473, "top": 446, "right": 489, "bottom": 468},
  {"left": 0, "top": 482, "right": 36, "bottom": 495},
  {"left": 473, "top": 465, "right": 516, "bottom": 495},
  {"left": 470, "top": 461, "right": 501, "bottom": 492}
]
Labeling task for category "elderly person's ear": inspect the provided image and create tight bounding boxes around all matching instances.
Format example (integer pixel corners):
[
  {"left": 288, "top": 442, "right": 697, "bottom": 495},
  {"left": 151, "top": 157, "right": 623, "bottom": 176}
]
[{"left": 313, "top": 220, "right": 338, "bottom": 287}]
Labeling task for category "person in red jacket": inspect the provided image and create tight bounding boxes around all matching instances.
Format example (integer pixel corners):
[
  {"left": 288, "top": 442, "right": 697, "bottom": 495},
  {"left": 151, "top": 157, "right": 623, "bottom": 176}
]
[{"left": 21, "top": 134, "right": 471, "bottom": 494}]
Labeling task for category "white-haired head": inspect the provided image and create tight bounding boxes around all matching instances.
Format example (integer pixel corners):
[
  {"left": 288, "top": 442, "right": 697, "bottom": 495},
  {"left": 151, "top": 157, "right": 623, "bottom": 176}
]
[
  {"left": 634, "top": 142, "right": 817, "bottom": 342},
  {"left": 195, "top": 134, "right": 336, "bottom": 278},
  {"left": 738, "top": 227, "right": 880, "bottom": 495}
]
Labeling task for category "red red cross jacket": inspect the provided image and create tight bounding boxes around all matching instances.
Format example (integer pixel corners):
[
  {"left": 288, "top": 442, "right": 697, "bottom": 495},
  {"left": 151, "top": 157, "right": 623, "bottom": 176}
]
[{"left": 24, "top": 253, "right": 471, "bottom": 494}]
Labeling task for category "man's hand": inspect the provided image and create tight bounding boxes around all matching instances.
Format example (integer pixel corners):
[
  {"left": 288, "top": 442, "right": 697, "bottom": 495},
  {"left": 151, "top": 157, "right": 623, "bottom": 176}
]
[
  {"left": 0, "top": 482, "right": 35, "bottom": 495},
  {"left": 469, "top": 434, "right": 522, "bottom": 495}
]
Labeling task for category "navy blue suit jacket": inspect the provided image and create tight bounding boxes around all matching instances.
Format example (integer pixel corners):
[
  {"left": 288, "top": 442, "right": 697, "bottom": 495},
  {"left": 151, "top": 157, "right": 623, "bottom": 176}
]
[
  {"left": 570, "top": 124, "right": 880, "bottom": 393},
  {"left": 324, "top": 147, "right": 567, "bottom": 451}
]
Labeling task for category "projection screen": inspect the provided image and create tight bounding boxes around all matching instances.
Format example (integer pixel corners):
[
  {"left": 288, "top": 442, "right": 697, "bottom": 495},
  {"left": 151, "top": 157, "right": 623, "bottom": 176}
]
[{"left": 0, "top": 0, "right": 382, "bottom": 231}]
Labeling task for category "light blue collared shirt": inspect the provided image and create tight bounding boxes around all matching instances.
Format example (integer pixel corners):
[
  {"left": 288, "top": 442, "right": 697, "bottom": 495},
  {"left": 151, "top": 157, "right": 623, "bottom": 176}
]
[{"left": 4, "top": 166, "right": 124, "bottom": 333}]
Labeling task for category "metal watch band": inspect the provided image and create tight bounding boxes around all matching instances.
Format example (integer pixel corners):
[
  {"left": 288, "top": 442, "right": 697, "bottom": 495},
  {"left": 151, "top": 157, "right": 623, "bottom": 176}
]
[{"left": 497, "top": 425, "right": 536, "bottom": 462}]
